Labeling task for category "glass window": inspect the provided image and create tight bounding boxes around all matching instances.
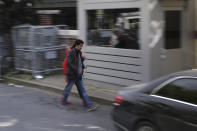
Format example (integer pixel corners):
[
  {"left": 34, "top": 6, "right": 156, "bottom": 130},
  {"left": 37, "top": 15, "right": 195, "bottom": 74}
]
[
  {"left": 87, "top": 8, "right": 140, "bottom": 50},
  {"left": 164, "top": 11, "right": 181, "bottom": 49},
  {"left": 156, "top": 78, "right": 197, "bottom": 105}
]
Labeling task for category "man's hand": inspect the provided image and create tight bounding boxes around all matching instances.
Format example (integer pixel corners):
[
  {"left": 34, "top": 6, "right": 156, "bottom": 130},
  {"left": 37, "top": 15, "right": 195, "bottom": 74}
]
[
  {"left": 82, "top": 55, "right": 86, "bottom": 61},
  {"left": 79, "top": 69, "right": 83, "bottom": 74}
]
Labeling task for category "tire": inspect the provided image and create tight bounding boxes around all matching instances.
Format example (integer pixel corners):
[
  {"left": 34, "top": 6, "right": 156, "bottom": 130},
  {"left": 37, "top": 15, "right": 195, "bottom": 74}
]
[{"left": 134, "top": 121, "right": 159, "bottom": 131}]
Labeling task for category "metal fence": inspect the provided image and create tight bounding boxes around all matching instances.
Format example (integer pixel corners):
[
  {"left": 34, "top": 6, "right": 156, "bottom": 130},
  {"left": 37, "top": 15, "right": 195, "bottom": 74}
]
[
  {"left": 12, "top": 25, "right": 67, "bottom": 75},
  {"left": 0, "top": 45, "right": 10, "bottom": 57},
  {"left": 12, "top": 25, "right": 59, "bottom": 48},
  {"left": 0, "top": 35, "right": 12, "bottom": 78},
  {"left": 14, "top": 46, "right": 66, "bottom": 74}
]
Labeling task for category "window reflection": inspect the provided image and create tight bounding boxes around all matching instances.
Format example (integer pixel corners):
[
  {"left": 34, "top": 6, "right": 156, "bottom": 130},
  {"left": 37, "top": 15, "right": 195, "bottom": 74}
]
[
  {"left": 87, "top": 8, "right": 140, "bottom": 50},
  {"left": 156, "top": 78, "right": 197, "bottom": 105}
]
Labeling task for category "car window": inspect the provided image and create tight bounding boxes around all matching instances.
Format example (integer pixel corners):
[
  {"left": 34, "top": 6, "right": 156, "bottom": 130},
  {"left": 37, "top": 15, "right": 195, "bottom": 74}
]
[{"left": 156, "top": 78, "right": 197, "bottom": 105}]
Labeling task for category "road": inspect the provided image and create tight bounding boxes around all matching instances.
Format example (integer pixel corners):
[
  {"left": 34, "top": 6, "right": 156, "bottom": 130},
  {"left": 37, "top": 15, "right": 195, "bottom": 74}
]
[{"left": 0, "top": 83, "right": 116, "bottom": 131}]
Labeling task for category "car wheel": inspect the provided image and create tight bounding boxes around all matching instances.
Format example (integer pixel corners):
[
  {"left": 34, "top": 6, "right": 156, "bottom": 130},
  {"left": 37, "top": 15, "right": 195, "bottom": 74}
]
[{"left": 134, "top": 121, "right": 158, "bottom": 131}]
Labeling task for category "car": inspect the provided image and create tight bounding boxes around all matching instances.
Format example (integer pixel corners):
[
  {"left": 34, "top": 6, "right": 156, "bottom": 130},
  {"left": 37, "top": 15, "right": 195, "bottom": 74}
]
[{"left": 111, "top": 70, "right": 197, "bottom": 131}]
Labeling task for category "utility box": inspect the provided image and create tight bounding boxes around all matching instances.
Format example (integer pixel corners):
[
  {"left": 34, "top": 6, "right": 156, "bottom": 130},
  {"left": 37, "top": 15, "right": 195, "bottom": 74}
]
[
  {"left": 12, "top": 25, "right": 66, "bottom": 75},
  {"left": 78, "top": 0, "right": 195, "bottom": 86}
]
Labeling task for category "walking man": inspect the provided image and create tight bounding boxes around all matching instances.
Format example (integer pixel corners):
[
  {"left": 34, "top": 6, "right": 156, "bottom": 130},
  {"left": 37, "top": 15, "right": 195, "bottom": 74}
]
[
  {"left": 62, "top": 38, "right": 85, "bottom": 105},
  {"left": 62, "top": 39, "right": 97, "bottom": 111}
]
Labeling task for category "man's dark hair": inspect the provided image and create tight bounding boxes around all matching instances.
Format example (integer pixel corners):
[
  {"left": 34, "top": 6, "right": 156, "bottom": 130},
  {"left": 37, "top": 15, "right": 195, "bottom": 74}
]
[{"left": 72, "top": 39, "right": 84, "bottom": 48}]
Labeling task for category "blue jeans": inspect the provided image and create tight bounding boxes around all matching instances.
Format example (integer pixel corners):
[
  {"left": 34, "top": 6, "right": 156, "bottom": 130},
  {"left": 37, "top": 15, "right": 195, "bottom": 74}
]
[{"left": 63, "top": 76, "right": 92, "bottom": 108}]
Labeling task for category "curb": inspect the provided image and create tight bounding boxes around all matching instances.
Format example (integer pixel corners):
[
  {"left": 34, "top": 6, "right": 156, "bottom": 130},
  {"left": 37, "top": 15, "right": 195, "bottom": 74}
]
[{"left": 3, "top": 76, "right": 114, "bottom": 105}]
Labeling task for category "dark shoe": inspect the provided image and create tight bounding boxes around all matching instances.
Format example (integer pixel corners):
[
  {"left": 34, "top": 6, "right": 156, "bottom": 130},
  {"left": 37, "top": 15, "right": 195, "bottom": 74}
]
[{"left": 87, "top": 105, "right": 98, "bottom": 112}]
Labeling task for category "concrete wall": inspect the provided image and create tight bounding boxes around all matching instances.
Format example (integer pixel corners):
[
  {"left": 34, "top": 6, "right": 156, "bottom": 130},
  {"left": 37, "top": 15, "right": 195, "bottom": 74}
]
[
  {"left": 195, "top": 0, "right": 197, "bottom": 67},
  {"left": 182, "top": 0, "right": 195, "bottom": 70}
]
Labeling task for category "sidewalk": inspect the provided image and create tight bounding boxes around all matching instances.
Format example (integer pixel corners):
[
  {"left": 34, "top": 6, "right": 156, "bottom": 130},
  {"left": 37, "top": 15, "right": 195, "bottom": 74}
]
[{"left": 3, "top": 73, "right": 123, "bottom": 104}]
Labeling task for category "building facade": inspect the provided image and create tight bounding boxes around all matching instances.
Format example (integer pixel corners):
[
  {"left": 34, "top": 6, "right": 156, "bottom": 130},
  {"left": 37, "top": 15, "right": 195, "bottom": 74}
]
[
  {"left": 32, "top": 0, "right": 196, "bottom": 86},
  {"left": 33, "top": 0, "right": 77, "bottom": 29}
]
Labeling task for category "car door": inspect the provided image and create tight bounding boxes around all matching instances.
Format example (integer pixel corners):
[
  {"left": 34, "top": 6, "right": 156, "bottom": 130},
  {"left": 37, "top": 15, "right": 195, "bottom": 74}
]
[{"left": 151, "top": 77, "right": 197, "bottom": 131}]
